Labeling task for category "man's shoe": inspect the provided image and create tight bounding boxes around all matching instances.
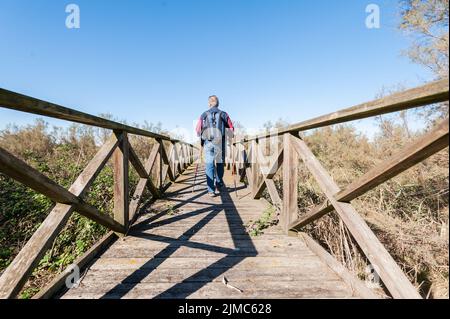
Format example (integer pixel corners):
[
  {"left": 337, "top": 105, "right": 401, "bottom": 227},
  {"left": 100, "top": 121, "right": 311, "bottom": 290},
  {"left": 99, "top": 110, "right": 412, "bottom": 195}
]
[{"left": 208, "top": 192, "right": 216, "bottom": 197}]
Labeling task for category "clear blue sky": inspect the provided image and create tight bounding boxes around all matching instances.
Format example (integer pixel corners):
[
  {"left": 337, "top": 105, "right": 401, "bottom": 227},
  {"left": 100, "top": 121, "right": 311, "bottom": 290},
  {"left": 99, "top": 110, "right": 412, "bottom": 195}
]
[{"left": 0, "top": 0, "right": 431, "bottom": 141}]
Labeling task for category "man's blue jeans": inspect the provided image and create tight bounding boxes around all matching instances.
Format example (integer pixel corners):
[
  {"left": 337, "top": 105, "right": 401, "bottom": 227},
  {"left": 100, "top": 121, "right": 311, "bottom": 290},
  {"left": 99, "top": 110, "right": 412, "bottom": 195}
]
[{"left": 204, "top": 140, "right": 225, "bottom": 193}]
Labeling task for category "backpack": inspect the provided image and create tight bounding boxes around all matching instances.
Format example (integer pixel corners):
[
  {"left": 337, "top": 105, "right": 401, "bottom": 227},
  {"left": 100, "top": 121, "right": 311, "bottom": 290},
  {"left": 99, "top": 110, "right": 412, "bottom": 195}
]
[{"left": 201, "top": 108, "right": 225, "bottom": 144}]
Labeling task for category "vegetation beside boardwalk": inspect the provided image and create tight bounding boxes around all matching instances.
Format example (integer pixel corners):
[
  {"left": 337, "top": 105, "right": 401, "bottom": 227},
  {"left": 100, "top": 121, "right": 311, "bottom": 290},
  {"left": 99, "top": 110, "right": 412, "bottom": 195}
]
[
  {"left": 0, "top": 0, "right": 448, "bottom": 300},
  {"left": 0, "top": 119, "right": 162, "bottom": 298},
  {"left": 1, "top": 113, "right": 447, "bottom": 299}
]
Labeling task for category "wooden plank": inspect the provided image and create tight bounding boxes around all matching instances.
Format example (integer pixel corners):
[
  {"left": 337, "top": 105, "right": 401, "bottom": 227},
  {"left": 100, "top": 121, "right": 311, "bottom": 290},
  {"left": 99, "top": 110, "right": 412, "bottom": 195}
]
[
  {"left": 289, "top": 201, "right": 334, "bottom": 230},
  {"left": 70, "top": 134, "right": 123, "bottom": 197},
  {"left": 183, "top": 145, "right": 189, "bottom": 169},
  {"left": 61, "top": 280, "right": 353, "bottom": 299},
  {"left": 251, "top": 140, "right": 260, "bottom": 195},
  {"left": 0, "top": 136, "right": 120, "bottom": 299},
  {"left": 173, "top": 142, "right": 182, "bottom": 177},
  {"left": 262, "top": 147, "right": 284, "bottom": 180},
  {"left": 170, "top": 142, "right": 178, "bottom": 177},
  {"left": 159, "top": 141, "right": 175, "bottom": 182},
  {"left": 129, "top": 181, "right": 151, "bottom": 224},
  {"left": 179, "top": 144, "right": 184, "bottom": 170},
  {"left": 243, "top": 145, "right": 253, "bottom": 186},
  {"left": 265, "top": 179, "right": 282, "bottom": 211},
  {"left": 299, "top": 232, "right": 380, "bottom": 299},
  {"left": 107, "top": 237, "right": 310, "bottom": 250},
  {"left": 152, "top": 148, "right": 162, "bottom": 188},
  {"left": 101, "top": 246, "right": 314, "bottom": 259},
  {"left": 70, "top": 265, "right": 340, "bottom": 284},
  {"left": 89, "top": 256, "right": 329, "bottom": 271},
  {"left": 142, "top": 144, "right": 162, "bottom": 199},
  {"left": 0, "top": 88, "right": 195, "bottom": 145},
  {"left": 281, "top": 133, "right": 298, "bottom": 232},
  {"left": 0, "top": 146, "right": 125, "bottom": 233},
  {"left": 113, "top": 132, "right": 130, "bottom": 230},
  {"left": 128, "top": 144, "right": 149, "bottom": 179},
  {"left": 289, "top": 135, "right": 421, "bottom": 299},
  {"left": 129, "top": 144, "right": 161, "bottom": 221},
  {"left": 290, "top": 118, "right": 449, "bottom": 230},
  {"left": 33, "top": 232, "right": 117, "bottom": 299},
  {"left": 253, "top": 148, "right": 284, "bottom": 199},
  {"left": 241, "top": 78, "right": 449, "bottom": 142},
  {"left": 120, "top": 237, "right": 305, "bottom": 248}
]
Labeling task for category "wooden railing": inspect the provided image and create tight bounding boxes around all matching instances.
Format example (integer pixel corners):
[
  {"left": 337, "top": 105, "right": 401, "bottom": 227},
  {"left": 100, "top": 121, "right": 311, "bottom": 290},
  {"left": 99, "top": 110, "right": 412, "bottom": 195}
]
[
  {"left": 0, "top": 89, "right": 198, "bottom": 299},
  {"left": 230, "top": 78, "right": 449, "bottom": 299}
]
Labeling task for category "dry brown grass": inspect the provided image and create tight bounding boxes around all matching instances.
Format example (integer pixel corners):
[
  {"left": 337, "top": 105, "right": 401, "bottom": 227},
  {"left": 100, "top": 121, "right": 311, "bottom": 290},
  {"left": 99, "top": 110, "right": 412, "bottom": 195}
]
[{"left": 268, "top": 120, "right": 448, "bottom": 298}]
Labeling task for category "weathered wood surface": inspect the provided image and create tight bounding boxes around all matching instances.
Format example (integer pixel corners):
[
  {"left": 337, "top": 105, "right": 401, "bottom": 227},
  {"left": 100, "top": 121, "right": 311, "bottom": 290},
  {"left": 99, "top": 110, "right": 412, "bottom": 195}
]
[
  {"left": 59, "top": 166, "right": 369, "bottom": 299},
  {"left": 299, "top": 233, "right": 380, "bottom": 299},
  {"left": 113, "top": 132, "right": 130, "bottom": 230},
  {"left": 281, "top": 133, "right": 298, "bottom": 231}
]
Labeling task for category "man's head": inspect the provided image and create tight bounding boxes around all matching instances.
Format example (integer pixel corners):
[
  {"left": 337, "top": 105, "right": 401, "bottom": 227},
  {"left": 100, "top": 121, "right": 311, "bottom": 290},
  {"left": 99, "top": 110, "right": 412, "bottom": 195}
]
[{"left": 208, "top": 95, "right": 219, "bottom": 108}]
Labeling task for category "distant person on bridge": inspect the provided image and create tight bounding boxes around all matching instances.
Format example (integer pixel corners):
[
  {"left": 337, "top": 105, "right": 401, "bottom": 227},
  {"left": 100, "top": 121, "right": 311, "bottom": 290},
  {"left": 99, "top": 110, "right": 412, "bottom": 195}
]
[{"left": 196, "top": 95, "right": 235, "bottom": 197}]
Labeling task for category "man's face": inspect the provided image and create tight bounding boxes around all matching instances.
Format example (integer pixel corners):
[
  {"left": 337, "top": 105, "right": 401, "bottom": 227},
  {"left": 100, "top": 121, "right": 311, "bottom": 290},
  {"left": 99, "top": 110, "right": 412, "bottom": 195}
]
[{"left": 209, "top": 97, "right": 218, "bottom": 108}]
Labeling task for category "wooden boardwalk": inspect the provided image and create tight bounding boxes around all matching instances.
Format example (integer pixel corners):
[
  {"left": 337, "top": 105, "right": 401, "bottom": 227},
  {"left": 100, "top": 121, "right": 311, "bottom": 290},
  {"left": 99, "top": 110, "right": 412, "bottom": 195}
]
[
  {"left": 2, "top": 80, "right": 447, "bottom": 299},
  {"left": 60, "top": 166, "right": 362, "bottom": 299}
]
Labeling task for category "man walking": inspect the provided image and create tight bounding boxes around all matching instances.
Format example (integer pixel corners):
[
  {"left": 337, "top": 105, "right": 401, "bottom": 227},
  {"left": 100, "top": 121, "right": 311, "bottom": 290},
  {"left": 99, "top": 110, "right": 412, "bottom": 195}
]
[{"left": 196, "top": 95, "right": 234, "bottom": 196}]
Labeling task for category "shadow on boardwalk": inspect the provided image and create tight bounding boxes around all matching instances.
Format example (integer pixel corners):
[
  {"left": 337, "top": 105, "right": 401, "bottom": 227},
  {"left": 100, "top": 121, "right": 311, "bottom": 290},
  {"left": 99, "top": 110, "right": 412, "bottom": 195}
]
[{"left": 99, "top": 169, "right": 257, "bottom": 299}]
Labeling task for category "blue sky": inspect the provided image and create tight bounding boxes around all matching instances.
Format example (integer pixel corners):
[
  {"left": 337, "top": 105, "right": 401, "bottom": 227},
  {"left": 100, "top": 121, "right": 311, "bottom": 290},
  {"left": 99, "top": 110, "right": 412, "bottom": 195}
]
[{"left": 0, "top": 0, "right": 432, "bottom": 141}]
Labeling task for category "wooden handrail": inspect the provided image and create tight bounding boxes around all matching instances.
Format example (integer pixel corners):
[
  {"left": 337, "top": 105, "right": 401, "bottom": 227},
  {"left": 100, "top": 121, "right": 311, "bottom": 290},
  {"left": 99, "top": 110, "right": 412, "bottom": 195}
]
[
  {"left": 0, "top": 91, "right": 198, "bottom": 298},
  {"left": 289, "top": 118, "right": 449, "bottom": 230},
  {"left": 0, "top": 133, "right": 197, "bottom": 298},
  {"left": 238, "top": 78, "right": 449, "bottom": 144},
  {"left": 227, "top": 79, "right": 450, "bottom": 299},
  {"left": 0, "top": 88, "right": 195, "bottom": 147}
]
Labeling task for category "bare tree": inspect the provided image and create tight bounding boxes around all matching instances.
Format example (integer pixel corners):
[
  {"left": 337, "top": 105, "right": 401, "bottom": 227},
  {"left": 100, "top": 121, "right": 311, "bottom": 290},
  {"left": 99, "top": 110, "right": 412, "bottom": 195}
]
[
  {"left": 400, "top": 0, "right": 449, "bottom": 79},
  {"left": 399, "top": 0, "right": 449, "bottom": 119}
]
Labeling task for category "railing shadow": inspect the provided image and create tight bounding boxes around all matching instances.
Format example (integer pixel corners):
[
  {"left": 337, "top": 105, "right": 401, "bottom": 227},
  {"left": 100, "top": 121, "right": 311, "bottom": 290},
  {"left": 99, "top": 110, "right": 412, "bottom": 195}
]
[
  {"left": 153, "top": 185, "right": 257, "bottom": 299},
  {"left": 99, "top": 168, "right": 257, "bottom": 299}
]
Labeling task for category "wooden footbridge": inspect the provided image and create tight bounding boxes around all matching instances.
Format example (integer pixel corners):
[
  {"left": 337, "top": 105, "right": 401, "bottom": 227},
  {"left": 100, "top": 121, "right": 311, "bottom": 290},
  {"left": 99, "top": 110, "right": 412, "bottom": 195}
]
[{"left": 0, "top": 78, "right": 448, "bottom": 299}]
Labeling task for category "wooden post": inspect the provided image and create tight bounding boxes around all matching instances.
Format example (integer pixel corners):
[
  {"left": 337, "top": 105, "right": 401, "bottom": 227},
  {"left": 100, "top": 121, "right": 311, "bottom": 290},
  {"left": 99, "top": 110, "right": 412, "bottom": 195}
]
[
  {"left": 184, "top": 145, "right": 188, "bottom": 169},
  {"left": 282, "top": 133, "right": 298, "bottom": 232},
  {"left": 251, "top": 140, "right": 260, "bottom": 194},
  {"left": 183, "top": 145, "right": 188, "bottom": 169},
  {"left": 158, "top": 140, "right": 165, "bottom": 188},
  {"left": 237, "top": 143, "right": 244, "bottom": 175},
  {"left": 181, "top": 144, "right": 185, "bottom": 171},
  {"left": 227, "top": 141, "right": 232, "bottom": 170},
  {"left": 151, "top": 143, "right": 161, "bottom": 188},
  {"left": 241, "top": 144, "right": 252, "bottom": 185},
  {"left": 113, "top": 131, "right": 129, "bottom": 232},
  {"left": 171, "top": 142, "right": 179, "bottom": 177},
  {"left": 230, "top": 142, "right": 235, "bottom": 172}
]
